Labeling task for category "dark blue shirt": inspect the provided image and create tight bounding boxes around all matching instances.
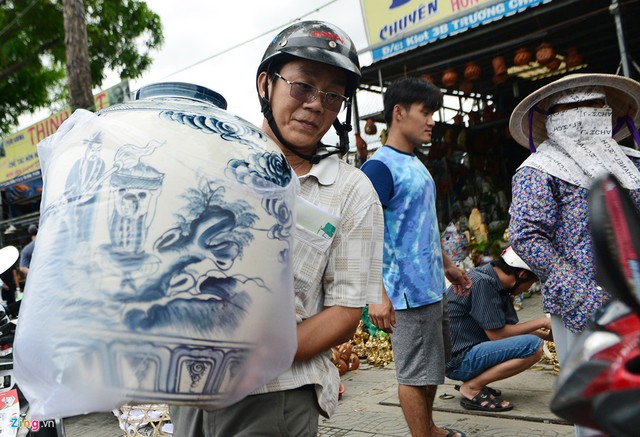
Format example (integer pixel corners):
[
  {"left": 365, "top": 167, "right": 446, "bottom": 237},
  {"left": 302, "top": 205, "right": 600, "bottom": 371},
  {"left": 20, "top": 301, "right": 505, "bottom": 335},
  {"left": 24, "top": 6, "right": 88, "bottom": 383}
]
[{"left": 446, "top": 263, "right": 519, "bottom": 372}]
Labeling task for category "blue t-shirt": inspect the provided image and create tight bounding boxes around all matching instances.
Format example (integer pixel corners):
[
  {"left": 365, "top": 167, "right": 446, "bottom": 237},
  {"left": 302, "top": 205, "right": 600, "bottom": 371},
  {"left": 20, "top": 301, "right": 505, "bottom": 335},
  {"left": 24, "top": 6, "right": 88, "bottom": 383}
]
[{"left": 361, "top": 145, "right": 445, "bottom": 310}]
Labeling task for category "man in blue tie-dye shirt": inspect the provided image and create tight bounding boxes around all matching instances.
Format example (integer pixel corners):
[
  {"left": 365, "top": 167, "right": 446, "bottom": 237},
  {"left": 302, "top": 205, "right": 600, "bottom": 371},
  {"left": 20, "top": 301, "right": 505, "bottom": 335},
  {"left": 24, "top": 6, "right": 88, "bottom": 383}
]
[{"left": 361, "top": 77, "right": 472, "bottom": 437}]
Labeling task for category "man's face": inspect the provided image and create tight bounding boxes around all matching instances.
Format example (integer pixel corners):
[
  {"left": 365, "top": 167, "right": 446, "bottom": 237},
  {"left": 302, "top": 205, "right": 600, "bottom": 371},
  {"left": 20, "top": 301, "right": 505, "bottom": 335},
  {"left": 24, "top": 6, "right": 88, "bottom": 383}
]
[
  {"left": 397, "top": 102, "right": 436, "bottom": 146},
  {"left": 259, "top": 59, "right": 347, "bottom": 154},
  {"left": 512, "top": 273, "right": 539, "bottom": 295}
]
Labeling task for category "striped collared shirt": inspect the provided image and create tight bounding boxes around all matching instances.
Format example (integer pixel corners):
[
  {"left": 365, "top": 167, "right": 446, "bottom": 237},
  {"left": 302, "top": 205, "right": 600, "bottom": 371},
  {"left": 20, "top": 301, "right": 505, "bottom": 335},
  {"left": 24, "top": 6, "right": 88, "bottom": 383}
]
[{"left": 252, "top": 154, "right": 384, "bottom": 417}]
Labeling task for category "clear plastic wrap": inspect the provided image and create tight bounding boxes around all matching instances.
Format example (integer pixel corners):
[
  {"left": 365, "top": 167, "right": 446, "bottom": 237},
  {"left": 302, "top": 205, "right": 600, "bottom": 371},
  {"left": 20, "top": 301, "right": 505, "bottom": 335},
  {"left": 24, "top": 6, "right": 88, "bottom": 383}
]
[{"left": 14, "top": 89, "right": 297, "bottom": 419}]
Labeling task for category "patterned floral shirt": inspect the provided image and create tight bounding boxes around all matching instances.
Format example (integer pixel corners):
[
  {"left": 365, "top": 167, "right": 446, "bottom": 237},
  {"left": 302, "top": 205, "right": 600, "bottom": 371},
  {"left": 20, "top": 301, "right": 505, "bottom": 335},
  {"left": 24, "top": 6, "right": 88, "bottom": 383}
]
[{"left": 508, "top": 164, "right": 640, "bottom": 333}]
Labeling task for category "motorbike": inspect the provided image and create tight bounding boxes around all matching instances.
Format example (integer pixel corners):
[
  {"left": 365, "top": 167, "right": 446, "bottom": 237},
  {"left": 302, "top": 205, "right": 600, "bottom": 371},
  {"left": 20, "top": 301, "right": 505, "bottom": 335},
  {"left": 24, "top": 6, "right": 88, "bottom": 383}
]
[
  {"left": 550, "top": 173, "right": 640, "bottom": 436},
  {"left": 0, "top": 246, "right": 65, "bottom": 437}
]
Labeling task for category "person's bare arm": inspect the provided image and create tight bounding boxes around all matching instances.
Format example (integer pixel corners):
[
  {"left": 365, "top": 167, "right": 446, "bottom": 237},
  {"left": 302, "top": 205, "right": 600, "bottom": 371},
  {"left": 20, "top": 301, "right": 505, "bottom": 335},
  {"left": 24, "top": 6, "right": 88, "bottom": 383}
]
[
  {"left": 294, "top": 305, "right": 362, "bottom": 361},
  {"left": 485, "top": 316, "right": 552, "bottom": 341}
]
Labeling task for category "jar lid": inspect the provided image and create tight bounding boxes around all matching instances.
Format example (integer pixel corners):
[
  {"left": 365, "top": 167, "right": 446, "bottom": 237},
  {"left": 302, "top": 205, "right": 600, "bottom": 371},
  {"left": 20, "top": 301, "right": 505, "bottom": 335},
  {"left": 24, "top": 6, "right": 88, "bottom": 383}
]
[{"left": 134, "top": 82, "right": 227, "bottom": 109}]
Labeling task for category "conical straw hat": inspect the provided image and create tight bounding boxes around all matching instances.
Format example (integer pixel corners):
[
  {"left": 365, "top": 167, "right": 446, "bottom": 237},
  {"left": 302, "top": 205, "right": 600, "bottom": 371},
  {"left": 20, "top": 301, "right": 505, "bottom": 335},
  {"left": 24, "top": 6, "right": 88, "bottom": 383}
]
[{"left": 509, "top": 73, "right": 640, "bottom": 150}]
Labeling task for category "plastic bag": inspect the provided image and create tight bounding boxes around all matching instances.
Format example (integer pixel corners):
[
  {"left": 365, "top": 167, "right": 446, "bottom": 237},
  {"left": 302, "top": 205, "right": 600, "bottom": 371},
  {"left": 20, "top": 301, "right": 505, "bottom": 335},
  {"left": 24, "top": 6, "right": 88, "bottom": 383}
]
[{"left": 14, "top": 106, "right": 297, "bottom": 419}]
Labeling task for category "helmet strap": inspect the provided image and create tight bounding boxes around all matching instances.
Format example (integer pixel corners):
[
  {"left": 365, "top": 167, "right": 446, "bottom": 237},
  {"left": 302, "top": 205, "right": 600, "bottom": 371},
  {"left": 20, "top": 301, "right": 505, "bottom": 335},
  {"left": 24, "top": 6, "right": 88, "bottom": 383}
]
[{"left": 506, "top": 271, "right": 536, "bottom": 295}]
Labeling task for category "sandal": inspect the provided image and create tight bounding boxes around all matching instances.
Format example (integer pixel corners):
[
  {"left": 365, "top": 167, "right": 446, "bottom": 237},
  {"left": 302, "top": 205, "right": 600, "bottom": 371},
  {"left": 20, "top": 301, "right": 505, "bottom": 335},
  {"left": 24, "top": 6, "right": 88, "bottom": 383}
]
[
  {"left": 454, "top": 384, "right": 501, "bottom": 397},
  {"left": 460, "top": 387, "right": 513, "bottom": 412}
]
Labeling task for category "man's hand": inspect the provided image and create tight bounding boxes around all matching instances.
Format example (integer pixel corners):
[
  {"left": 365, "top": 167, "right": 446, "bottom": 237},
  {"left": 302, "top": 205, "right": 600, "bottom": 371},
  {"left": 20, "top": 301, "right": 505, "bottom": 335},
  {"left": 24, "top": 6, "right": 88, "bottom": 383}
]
[
  {"left": 444, "top": 265, "right": 472, "bottom": 297},
  {"left": 368, "top": 291, "right": 395, "bottom": 334}
]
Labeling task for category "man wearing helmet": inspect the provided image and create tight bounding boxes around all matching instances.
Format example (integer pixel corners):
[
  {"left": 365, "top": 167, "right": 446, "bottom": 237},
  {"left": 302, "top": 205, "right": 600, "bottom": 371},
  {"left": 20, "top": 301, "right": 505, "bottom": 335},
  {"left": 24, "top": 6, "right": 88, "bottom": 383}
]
[
  {"left": 170, "top": 21, "right": 384, "bottom": 436},
  {"left": 445, "top": 247, "right": 552, "bottom": 412}
]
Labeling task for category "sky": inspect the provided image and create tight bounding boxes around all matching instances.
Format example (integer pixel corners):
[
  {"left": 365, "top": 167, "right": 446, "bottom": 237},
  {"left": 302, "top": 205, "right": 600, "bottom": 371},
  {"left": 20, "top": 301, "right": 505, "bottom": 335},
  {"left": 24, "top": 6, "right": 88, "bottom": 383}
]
[{"left": 98, "top": 0, "right": 373, "bottom": 128}]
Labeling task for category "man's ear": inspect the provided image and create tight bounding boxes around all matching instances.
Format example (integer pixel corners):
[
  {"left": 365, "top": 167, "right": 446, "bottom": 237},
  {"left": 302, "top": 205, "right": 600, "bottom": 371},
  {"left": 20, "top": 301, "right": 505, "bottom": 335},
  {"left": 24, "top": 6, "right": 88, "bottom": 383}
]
[
  {"left": 257, "top": 71, "right": 268, "bottom": 99},
  {"left": 393, "top": 103, "right": 404, "bottom": 121}
]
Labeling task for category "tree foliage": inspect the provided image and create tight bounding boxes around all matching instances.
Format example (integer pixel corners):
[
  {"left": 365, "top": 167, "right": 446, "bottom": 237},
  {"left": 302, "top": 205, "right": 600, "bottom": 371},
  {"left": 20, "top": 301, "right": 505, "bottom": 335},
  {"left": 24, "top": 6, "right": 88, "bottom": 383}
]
[{"left": 0, "top": 0, "right": 163, "bottom": 134}]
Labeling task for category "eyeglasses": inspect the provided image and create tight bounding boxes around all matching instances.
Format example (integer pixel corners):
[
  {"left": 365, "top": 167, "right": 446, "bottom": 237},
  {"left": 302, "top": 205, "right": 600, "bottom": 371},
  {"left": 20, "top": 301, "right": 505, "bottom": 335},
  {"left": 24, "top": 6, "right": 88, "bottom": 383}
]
[{"left": 274, "top": 73, "right": 348, "bottom": 113}]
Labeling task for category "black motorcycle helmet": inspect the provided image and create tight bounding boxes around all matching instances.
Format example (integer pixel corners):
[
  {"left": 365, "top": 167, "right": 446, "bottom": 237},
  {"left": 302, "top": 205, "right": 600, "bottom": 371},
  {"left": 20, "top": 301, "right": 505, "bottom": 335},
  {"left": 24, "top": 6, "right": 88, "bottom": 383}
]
[{"left": 257, "top": 20, "right": 361, "bottom": 164}]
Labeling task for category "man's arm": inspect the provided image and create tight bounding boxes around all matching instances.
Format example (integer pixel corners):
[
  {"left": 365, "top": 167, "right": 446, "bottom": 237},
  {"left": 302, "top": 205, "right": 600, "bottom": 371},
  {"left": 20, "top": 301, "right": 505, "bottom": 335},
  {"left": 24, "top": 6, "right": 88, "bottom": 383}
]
[
  {"left": 485, "top": 316, "right": 552, "bottom": 341},
  {"left": 294, "top": 306, "right": 362, "bottom": 360}
]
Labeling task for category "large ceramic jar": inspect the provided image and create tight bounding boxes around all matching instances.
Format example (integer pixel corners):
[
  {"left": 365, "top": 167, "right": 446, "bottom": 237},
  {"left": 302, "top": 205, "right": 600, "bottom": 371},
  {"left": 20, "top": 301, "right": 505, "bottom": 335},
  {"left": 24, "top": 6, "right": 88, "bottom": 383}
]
[{"left": 14, "top": 83, "right": 298, "bottom": 418}]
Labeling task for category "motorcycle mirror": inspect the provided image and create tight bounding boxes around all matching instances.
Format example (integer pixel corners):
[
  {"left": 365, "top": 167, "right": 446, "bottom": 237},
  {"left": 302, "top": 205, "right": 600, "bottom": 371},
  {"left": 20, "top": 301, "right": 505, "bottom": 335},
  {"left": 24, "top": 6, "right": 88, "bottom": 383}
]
[
  {"left": 0, "top": 246, "right": 19, "bottom": 275},
  {"left": 589, "top": 173, "right": 640, "bottom": 315}
]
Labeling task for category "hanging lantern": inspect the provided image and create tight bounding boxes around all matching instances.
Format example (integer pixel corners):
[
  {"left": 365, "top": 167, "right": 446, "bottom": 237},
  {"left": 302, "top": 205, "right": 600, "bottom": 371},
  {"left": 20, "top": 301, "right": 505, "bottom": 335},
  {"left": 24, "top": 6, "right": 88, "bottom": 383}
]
[
  {"left": 420, "top": 73, "right": 435, "bottom": 84},
  {"left": 442, "top": 68, "right": 458, "bottom": 87},
  {"left": 514, "top": 48, "right": 532, "bottom": 66},
  {"left": 459, "top": 80, "right": 473, "bottom": 94},
  {"left": 565, "top": 47, "right": 584, "bottom": 68},
  {"left": 355, "top": 133, "right": 368, "bottom": 159},
  {"left": 364, "top": 118, "right": 377, "bottom": 135},
  {"left": 493, "top": 73, "right": 508, "bottom": 85},
  {"left": 491, "top": 56, "right": 508, "bottom": 76},
  {"left": 463, "top": 62, "right": 481, "bottom": 81},
  {"left": 536, "top": 43, "right": 556, "bottom": 65},
  {"left": 546, "top": 57, "right": 561, "bottom": 71}
]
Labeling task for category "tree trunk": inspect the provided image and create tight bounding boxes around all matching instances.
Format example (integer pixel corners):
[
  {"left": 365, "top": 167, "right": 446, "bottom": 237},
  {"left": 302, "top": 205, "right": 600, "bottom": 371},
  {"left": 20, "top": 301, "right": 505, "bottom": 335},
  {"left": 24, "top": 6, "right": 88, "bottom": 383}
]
[{"left": 63, "top": 0, "right": 94, "bottom": 111}]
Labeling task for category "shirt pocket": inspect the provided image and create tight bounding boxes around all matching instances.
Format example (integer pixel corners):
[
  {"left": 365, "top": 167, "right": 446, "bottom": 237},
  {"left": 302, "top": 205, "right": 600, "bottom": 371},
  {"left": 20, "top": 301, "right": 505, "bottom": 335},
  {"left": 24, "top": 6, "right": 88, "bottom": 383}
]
[{"left": 292, "top": 225, "right": 334, "bottom": 315}]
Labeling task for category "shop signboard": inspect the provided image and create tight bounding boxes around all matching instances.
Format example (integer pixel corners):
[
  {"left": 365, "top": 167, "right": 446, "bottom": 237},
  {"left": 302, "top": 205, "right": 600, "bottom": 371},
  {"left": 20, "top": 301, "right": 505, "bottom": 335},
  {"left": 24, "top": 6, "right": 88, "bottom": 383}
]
[
  {"left": 0, "top": 81, "right": 130, "bottom": 190},
  {"left": 361, "top": 0, "right": 552, "bottom": 61}
]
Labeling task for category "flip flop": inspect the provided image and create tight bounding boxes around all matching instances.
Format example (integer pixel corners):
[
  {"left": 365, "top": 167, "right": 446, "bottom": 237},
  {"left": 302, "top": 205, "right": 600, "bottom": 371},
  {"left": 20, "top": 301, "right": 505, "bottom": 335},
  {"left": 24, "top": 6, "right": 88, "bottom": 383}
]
[
  {"left": 454, "top": 384, "right": 501, "bottom": 397},
  {"left": 442, "top": 427, "right": 467, "bottom": 437},
  {"left": 460, "top": 387, "right": 513, "bottom": 412}
]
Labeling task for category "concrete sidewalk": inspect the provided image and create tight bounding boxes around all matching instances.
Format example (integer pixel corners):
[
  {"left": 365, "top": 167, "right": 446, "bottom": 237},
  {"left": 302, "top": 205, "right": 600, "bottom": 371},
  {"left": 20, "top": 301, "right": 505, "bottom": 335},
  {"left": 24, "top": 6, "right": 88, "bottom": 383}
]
[
  {"left": 319, "top": 291, "right": 573, "bottom": 437},
  {"left": 62, "top": 291, "right": 575, "bottom": 436}
]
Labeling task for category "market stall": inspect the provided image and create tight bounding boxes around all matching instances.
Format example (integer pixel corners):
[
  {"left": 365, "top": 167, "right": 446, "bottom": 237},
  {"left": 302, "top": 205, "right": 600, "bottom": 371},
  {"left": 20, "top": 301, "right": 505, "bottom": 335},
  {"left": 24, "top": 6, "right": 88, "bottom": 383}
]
[{"left": 352, "top": 0, "right": 640, "bottom": 257}]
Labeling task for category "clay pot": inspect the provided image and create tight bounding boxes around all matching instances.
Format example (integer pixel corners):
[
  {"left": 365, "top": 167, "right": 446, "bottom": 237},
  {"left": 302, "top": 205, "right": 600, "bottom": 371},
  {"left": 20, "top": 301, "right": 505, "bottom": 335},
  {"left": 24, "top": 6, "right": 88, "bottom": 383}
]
[
  {"left": 442, "top": 68, "right": 458, "bottom": 87},
  {"left": 536, "top": 43, "right": 556, "bottom": 65},
  {"left": 420, "top": 73, "right": 435, "bottom": 84},
  {"left": 565, "top": 47, "right": 584, "bottom": 68},
  {"left": 463, "top": 62, "right": 481, "bottom": 81},
  {"left": 348, "top": 353, "right": 360, "bottom": 371},
  {"left": 338, "top": 342, "right": 353, "bottom": 362},
  {"left": 364, "top": 118, "right": 377, "bottom": 135},
  {"left": 337, "top": 358, "right": 348, "bottom": 376},
  {"left": 493, "top": 73, "right": 509, "bottom": 85},
  {"left": 514, "top": 48, "right": 532, "bottom": 66},
  {"left": 355, "top": 133, "right": 368, "bottom": 159},
  {"left": 546, "top": 57, "right": 561, "bottom": 71},
  {"left": 459, "top": 80, "right": 473, "bottom": 94},
  {"left": 492, "top": 56, "right": 508, "bottom": 76},
  {"left": 331, "top": 346, "right": 340, "bottom": 364}
]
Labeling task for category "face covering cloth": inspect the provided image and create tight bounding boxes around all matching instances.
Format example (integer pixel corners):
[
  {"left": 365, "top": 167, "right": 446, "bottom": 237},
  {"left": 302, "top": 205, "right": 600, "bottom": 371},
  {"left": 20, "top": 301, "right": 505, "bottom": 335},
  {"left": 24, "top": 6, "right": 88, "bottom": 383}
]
[{"left": 520, "top": 105, "right": 640, "bottom": 189}]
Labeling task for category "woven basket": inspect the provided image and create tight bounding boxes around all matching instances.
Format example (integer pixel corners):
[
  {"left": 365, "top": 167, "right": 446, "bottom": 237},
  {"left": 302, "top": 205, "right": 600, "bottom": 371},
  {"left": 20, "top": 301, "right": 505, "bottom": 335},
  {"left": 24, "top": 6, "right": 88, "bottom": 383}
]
[{"left": 115, "top": 404, "right": 172, "bottom": 436}]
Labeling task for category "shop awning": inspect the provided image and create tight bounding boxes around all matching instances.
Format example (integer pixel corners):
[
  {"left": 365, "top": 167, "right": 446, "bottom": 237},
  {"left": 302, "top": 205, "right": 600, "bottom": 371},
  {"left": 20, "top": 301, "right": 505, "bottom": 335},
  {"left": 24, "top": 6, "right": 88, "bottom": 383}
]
[{"left": 359, "top": 0, "right": 640, "bottom": 101}]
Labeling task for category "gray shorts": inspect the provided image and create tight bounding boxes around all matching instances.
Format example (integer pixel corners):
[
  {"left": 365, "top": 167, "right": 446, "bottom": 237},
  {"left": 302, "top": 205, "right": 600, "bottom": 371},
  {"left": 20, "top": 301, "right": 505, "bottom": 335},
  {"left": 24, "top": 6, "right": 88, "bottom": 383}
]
[
  {"left": 169, "top": 386, "right": 320, "bottom": 436},
  {"left": 390, "top": 297, "right": 451, "bottom": 386}
]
